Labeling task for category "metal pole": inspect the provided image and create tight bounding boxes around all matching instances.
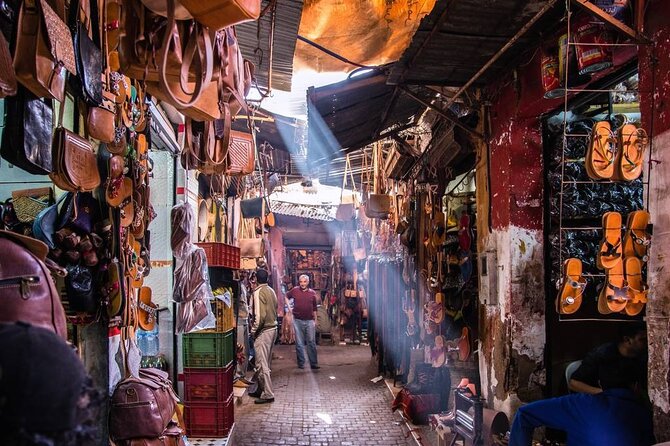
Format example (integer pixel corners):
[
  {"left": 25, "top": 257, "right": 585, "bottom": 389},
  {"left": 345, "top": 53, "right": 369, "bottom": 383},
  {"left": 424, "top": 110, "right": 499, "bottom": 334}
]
[{"left": 441, "top": 0, "right": 560, "bottom": 111}]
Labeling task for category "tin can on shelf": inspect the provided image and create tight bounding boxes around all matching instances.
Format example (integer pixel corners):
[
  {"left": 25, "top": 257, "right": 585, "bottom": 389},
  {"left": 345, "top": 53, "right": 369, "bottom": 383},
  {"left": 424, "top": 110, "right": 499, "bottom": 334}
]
[
  {"left": 541, "top": 47, "right": 563, "bottom": 99},
  {"left": 572, "top": 14, "right": 613, "bottom": 75}
]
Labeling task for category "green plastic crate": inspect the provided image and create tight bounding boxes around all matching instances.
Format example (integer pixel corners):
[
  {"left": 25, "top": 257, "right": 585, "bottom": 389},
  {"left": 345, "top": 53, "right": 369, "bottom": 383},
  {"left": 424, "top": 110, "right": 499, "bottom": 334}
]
[{"left": 183, "top": 331, "right": 233, "bottom": 368}]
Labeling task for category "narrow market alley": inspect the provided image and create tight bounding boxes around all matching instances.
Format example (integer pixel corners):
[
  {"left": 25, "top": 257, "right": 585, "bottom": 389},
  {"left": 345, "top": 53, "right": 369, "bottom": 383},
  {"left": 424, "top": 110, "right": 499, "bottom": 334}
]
[{"left": 231, "top": 345, "right": 415, "bottom": 446}]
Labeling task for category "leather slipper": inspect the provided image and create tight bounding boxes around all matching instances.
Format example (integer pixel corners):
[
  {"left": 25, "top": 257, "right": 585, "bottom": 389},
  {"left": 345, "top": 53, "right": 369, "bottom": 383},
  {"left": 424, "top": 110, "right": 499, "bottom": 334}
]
[
  {"left": 597, "top": 211, "right": 622, "bottom": 270},
  {"left": 614, "top": 124, "right": 647, "bottom": 181},
  {"left": 624, "top": 257, "right": 648, "bottom": 316},
  {"left": 623, "top": 210, "right": 651, "bottom": 262},
  {"left": 556, "top": 258, "right": 586, "bottom": 314},
  {"left": 586, "top": 121, "right": 616, "bottom": 180},
  {"left": 598, "top": 259, "right": 628, "bottom": 313},
  {"left": 106, "top": 260, "right": 124, "bottom": 318},
  {"left": 137, "top": 286, "right": 158, "bottom": 331},
  {"left": 119, "top": 195, "right": 135, "bottom": 228}
]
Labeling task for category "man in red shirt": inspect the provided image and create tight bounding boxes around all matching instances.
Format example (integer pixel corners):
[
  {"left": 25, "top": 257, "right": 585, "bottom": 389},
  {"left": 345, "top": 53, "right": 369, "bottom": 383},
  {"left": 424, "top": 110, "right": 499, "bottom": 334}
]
[{"left": 285, "top": 274, "right": 320, "bottom": 369}]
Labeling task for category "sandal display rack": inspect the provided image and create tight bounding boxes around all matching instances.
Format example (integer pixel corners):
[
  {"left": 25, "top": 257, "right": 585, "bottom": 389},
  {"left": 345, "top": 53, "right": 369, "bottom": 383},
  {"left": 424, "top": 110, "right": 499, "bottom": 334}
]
[{"left": 553, "top": 1, "right": 653, "bottom": 322}]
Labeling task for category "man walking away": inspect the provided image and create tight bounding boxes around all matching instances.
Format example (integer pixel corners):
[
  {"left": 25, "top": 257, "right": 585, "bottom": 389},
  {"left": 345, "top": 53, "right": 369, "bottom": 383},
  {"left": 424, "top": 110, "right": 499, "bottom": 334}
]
[
  {"left": 248, "top": 269, "right": 277, "bottom": 404},
  {"left": 286, "top": 274, "right": 319, "bottom": 369}
]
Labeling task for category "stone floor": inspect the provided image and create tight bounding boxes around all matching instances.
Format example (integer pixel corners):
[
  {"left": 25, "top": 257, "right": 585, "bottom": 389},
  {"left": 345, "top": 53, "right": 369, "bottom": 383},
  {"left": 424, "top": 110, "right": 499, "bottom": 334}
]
[{"left": 230, "top": 344, "right": 416, "bottom": 446}]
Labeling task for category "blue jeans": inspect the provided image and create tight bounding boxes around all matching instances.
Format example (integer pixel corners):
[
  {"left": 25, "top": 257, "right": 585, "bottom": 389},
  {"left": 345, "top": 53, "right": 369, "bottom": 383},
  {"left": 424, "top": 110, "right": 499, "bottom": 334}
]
[
  {"left": 293, "top": 318, "right": 318, "bottom": 368},
  {"left": 509, "top": 389, "right": 653, "bottom": 446}
]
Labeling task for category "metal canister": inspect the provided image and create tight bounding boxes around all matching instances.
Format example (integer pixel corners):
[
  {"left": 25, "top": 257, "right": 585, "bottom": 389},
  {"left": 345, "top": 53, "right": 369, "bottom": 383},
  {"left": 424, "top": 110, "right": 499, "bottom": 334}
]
[
  {"left": 573, "top": 14, "right": 613, "bottom": 75},
  {"left": 541, "top": 47, "right": 563, "bottom": 99}
]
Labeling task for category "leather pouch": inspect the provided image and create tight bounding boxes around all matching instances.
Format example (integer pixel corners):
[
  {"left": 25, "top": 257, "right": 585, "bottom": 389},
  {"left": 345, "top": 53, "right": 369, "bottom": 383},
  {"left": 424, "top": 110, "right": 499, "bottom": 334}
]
[
  {"left": 365, "top": 194, "right": 391, "bottom": 219},
  {"left": 1, "top": 85, "right": 53, "bottom": 174},
  {"left": 240, "top": 237, "right": 264, "bottom": 258},
  {"left": 71, "top": 0, "right": 103, "bottom": 106},
  {"left": 180, "top": 0, "right": 260, "bottom": 30},
  {"left": 240, "top": 197, "right": 264, "bottom": 218},
  {"left": 226, "top": 130, "right": 255, "bottom": 176},
  {"left": 50, "top": 127, "right": 101, "bottom": 192},
  {"left": 13, "top": 0, "right": 76, "bottom": 101},
  {"left": 87, "top": 103, "right": 115, "bottom": 142}
]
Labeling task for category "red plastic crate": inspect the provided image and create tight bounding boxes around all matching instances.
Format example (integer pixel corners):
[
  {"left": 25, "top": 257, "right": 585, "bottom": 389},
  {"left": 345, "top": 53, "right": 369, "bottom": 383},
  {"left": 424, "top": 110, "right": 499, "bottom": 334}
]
[
  {"left": 184, "top": 397, "right": 234, "bottom": 437},
  {"left": 183, "top": 365, "right": 233, "bottom": 403},
  {"left": 197, "top": 243, "right": 241, "bottom": 269}
]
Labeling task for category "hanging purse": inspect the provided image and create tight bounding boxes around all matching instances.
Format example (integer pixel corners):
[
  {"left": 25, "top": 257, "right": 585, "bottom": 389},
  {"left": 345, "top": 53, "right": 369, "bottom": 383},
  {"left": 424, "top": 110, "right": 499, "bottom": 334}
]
[
  {"left": 70, "top": 0, "right": 103, "bottom": 106},
  {"left": 364, "top": 194, "right": 391, "bottom": 219},
  {"left": 50, "top": 100, "right": 101, "bottom": 192},
  {"left": 13, "top": 0, "right": 76, "bottom": 102},
  {"left": 226, "top": 130, "right": 255, "bottom": 176},
  {"left": 65, "top": 264, "right": 96, "bottom": 313},
  {"left": 180, "top": 0, "right": 260, "bottom": 30},
  {"left": 1, "top": 85, "right": 53, "bottom": 174}
]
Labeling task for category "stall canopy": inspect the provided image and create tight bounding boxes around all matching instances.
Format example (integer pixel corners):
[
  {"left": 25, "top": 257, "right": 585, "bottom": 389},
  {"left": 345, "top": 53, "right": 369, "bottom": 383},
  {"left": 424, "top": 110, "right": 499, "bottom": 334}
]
[
  {"left": 237, "top": 0, "right": 305, "bottom": 92},
  {"left": 269, "top": 179, "right": 359, "bottom": 222},
  {"left": 307, "top": 68, "right": 425, "bottom": 163},
  {"left": 387, "top": 0, "right": 561, "bottom": 89}
]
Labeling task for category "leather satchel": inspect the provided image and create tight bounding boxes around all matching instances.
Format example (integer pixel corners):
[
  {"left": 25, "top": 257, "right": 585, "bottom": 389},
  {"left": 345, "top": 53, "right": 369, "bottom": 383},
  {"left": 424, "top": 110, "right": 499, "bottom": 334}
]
[
  {"left": 180, "top": 0, "right": 261, "bottom": 30},
  {"left": 110, "top": 368, "right": 178, "bottom": 440},
  {"left": 364, "top": 194, "right": 391, "bottom": 219},
  {"left": 1, "top": 86, "right": 53, "bottom": 174},
  {"left": 226, "top": 130, "right": 255, "bottom": 176},
  {"left": 50, "top": 128, "right": 101, "bottom": 192},
  {"left": 86, "top": 100, "right": 116, "bottom": 142},
  {"left": 240, "top": 237, "right": 264, "bottom": 258},
  {"left": 240, "top": 196, "right": 264, "bottom": 218},
  {"left": 119, "top": 0, "right": 213, "bottom": 107},
  {"left": 0, "top": 229, "right": 68, "bottom": 339},
  {"left": 13, "top": 0, "right": 76, "bottom": 102},
  {"left": 181, "top": 117, "right": 230, "bottom": 174},
  {"left": 70, "top": 0, "right": 103, "bottom": 106}
]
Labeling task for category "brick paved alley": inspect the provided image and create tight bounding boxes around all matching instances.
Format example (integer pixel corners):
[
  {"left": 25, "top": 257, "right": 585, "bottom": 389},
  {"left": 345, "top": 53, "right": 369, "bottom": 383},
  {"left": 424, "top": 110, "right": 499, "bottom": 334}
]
[{"left": 232, "top": 344, "right": 415, "bottom": 446}]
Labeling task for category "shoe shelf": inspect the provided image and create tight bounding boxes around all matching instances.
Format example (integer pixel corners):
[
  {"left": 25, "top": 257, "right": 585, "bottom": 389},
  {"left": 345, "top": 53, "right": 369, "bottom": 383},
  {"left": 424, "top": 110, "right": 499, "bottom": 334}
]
[{"left": 552, "top": 1, "right": 653, "bottom": 322}]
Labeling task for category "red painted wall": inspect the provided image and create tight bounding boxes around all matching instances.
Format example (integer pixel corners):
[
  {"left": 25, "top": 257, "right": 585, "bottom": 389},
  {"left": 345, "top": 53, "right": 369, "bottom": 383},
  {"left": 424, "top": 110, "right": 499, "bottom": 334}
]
[{"left": 639, "top": 3, "right": 670, "bottom": 136}]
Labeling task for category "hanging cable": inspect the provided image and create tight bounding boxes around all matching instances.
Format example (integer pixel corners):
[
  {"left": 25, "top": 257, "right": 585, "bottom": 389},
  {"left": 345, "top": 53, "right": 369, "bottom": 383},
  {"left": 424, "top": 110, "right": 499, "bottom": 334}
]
[{"left": 296, "top": 35, "right": 379, "bottom": 70}]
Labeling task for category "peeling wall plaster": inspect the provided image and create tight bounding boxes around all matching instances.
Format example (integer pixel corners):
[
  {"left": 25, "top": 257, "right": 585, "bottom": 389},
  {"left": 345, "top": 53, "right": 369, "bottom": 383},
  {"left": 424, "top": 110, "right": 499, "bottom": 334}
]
[{"left": 479, "top": 226, "right": 546, "bottom": 417}]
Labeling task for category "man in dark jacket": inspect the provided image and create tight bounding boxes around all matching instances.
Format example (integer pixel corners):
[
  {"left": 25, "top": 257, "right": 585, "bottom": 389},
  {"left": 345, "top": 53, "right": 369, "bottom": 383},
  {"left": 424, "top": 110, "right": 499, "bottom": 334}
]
[{"left": 248, "top": 269, "right": 278, "bottom": 404}]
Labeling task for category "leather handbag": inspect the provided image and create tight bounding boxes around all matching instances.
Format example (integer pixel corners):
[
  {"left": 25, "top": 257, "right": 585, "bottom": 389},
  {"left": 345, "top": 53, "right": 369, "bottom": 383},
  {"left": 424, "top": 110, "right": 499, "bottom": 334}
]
[
  {"left": 240, "top": 237, "right": 264, "bottom": 258},
  {"left": 65, "top": 264, "right": 96, "bottom": 313},
  {"left": 13, "top": 0, "right": 76, "bottom": 102},
  {"left": 119, "top": 0, "right": 213, "bottom": 107},
  {"left": 181, "top": 118, "right": 229, "bottom": 174},
  {"left": 1, "top": 86, "right": 53, "bottom": 174},
  {"left": 226, "top": 130, "right": 255, "bottom": 176},
  {"left": 87, "top": 102, "right": 116, "bottom": 142},
  {"left": 180, "top": 0, "right": 261, "bottom": 30},
  {"left": 240, "top": 196, "right": 264, "bottom": 218},
  {"left": 0, "top": 229, "right": 68, "bottom": 339},
  {"left": 50, "top": 100, "right": 101, "bottom": 192},
  {"left": 110, "top": 368, "right": 178, "bottom": 440},
  {"left": 70, "top": 0, "right": 103, "bottom": 106},
  {"left": 0, "top": 30, "right": 16, "bottom": 97},
  {"left": 118, "top": 422, "right": 186, "bottom": 446},
  {"left": 364, "top": 194, "right": 391, "bottom": 219}
]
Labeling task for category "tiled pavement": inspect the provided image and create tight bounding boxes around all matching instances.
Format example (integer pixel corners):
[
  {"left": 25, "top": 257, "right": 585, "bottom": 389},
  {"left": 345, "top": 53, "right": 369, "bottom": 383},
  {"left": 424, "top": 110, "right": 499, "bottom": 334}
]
[{"left": 231, "top": 344, "right": 416, "bottom": 446}]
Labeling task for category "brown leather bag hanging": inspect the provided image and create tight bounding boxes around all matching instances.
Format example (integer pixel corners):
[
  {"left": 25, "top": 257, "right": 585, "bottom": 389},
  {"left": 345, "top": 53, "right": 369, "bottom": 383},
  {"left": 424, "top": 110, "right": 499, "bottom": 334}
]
[
  {"left": 364, "top": 142, "right": 391, "bottom": 219},
  {"left": 0, "top": 31, "right": 17, "bottom": 97},
  {"left": 180, "top": 0, "right": 261, "bottom": 30},
  {"left": 226, "top": 129, "right": 255, "bottom": 176},
  {"left": 49, "top": 99, "right": 101, "bottom": 192},
  {"left": 13, "top": 0, "right": 76, "bottom": 102},
  {"left": 181, "top": 117, "right": 230, "bottom": 174},
  {"left": 118, "top": 0, "right": 213, "bottom": 107}
]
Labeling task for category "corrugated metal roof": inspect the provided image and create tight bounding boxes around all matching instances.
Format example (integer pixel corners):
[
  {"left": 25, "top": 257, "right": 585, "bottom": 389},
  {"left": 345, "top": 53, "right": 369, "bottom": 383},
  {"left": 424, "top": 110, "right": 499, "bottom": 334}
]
[
  {"left": 387, "top": 0, "right": 559, "bottom": 87},
  {"left": 270, "top": 201, "right": 336, "bottom": 221},
  {"left": 307, "top": 69, "right": 425, "bottom": 162},
  {"left": 237, "top": 0, "right": 304, "bottom": 92}
]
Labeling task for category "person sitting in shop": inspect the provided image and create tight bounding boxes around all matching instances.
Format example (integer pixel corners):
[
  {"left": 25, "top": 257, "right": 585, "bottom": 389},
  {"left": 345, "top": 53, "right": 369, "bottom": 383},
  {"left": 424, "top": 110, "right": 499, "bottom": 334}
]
[
  {"left": 508, "top": 367, "right": 653, "bottom": 446},
  {"left": 248, "top": 269, "right": 278, "bottom": 404},
  {"left": 285, "top": 274, "right": 320, "bottom": 370},
  {"left": 569, "top": 322, "right": 647, "bottom": 395},
  {"left": 0, "top": 322, "right": 103, "bottom": 446}
]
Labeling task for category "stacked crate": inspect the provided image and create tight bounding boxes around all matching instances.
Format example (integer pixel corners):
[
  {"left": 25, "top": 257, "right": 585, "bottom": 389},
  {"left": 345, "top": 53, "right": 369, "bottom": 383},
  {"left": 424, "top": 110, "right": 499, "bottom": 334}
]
[{"left": 182, "top": 287, "right": 235, "bottom": 437}]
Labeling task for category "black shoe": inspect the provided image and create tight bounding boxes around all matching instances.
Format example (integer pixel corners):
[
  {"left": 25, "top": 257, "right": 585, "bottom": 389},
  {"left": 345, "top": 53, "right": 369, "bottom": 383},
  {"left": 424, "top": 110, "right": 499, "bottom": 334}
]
[
  {"left": 254, "top": 397, "right": 275, "bottom": 404},
  {"left": 311, "top": 365, "right": 320, "bottom": 370},
  {"left": 297, "top": 365, "right": 304, "bottom": 369},
  {"left": 248, "top": 390, "right": 262, "bottom": 398}
]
